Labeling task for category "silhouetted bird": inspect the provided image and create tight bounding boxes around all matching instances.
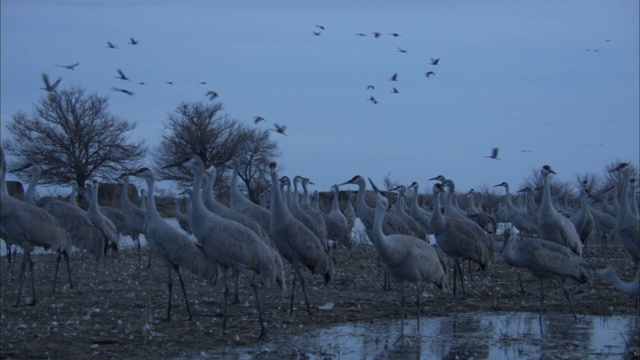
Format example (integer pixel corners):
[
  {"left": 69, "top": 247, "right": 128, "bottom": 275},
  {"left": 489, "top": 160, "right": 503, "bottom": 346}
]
[
  {"left": 272, "top": 123, "right": 287, "bottom": 136},
  {"left": 254, "top": 116, "right": 266, "bottom": 124},
  {"left": 389, "top": 73, "right": 398, "bottom": 81},
  {"left": 316, "top": 25, "right": 325, "bottom": 30},
  {"left": 397, "top": 47, "right": 408, "bottom": 53},
  {"left": 206, "top": 90, "right": 218, "bottom": 100},
  {"left": 106, "top": 41, "right": 116, "bottom": 49},
  {"left": 367, "top": 85, "right": 375, "bottom": 90},
  {"left": 372, "top": 32, "right": 382, "bottom": 38},
  {"left": 116, "top": 69, "right": 129, "bottom": 81},
  {"left": 604, "top": 39, "right": 611, "bottom": 42},
  {"left": 40, "top": 73, "right": 61, "bottom": 92},
  {"left": 368, "top": 96, "right": 378, "bottom": 105},
  {"left": 56, "top": 62, "right": 79, "bottom": 70},
  {"left": 486, "top": 147, "right": 500, "bottom": 160},
  {"left": 312, "top": 31, "right": 321, "bottom": 36},
  {"left": 199, "top": 81, "right": 207, "bottom": 84},
  {"left": 129, "top": 37, "right": 139, "bottom": 45},
  {"left": 137, "top": 82, "right": 145, "bottom": 85},
  {"left": 166, "top": 81, "right": 173, "bottom": 85},
  {"left": 389, "top": 33, "right": 400, "bottom": 37},
  {"left": 111, "top": 87, "right": 134, "bottom": 96},
  {"left": 426, "top": 71, "right": 435, "bottom": 78},
  {"left": 355, "top": 33, "right": 367, "bottom": 36},
  {"left": 391, "top": 87, "right": 399, "bottom": 94},
  {"left": 430, "top": 58, "right": 440, "bottom": 65}
]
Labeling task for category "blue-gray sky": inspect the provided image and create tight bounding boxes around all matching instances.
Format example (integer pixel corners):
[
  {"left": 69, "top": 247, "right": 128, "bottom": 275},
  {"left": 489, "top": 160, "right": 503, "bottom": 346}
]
[{"left": 1, "top": 0, "right": 638, "bottom": 194}]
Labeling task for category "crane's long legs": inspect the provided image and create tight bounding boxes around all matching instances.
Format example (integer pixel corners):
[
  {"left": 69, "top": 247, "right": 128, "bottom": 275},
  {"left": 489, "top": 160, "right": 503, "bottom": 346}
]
[
  {"left": 173, "top": 265, "right": 192, "bottom": 321},
  {"left": 15, "top": 252, "right": 37, "bottom": 307},
  {"left": 289, "top": 264, "right": 297, "bottom": 316},
  {"left": 221, "top": 267, "right": 230, "bottom": 331},
  {"left": 538, "top": 279, "right": 545, "bottom": 320},
  {"left": 235, "top": 265, "right": 266, "bottom": 339},
  {"left": 165, "top": 262, "right": 173, "bottom": 321},
  {"left": 558, "top": 280, "right": 577, "bottom": 321},
  {"left": 65, "top": 252, "right": 73, "bottom": 289},
  {"left": 53, "top": 253, "right": 62, "bottom": 291},
  {"left": 232, "top": 271, "right": 240, "bottom": 305},
  {"left": 296, "top": 266, "right": 312, "bottom": 316},
  {"left": 394, "top": 283, "right": 406, "bottom": 345},
  {"left": 416, "top": 282, "right": 422, "bottom": 333}
]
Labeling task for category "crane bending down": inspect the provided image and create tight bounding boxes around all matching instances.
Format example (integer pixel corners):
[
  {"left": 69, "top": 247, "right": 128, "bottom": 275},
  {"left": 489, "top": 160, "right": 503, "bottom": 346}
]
[
  {"left": 124, "top": 168, "right": 218, "bottom": 321},
  {"left": 369, "top": 178, "right": 448, "bottom": 340},
  {"left": 596, "top": 265, "right": 640, "bottom": 296},
  {"left": 0, "top": 150, "right": 72, "bottom": 306},
  {"left": 165, "top": 155, "right": 285, "bottom": 338},
  {"left": 269, "top": 162, "right": 333, "bottom": 316},
  {"left": 502, "top": 227, "right": 592, "bottom": 320}
]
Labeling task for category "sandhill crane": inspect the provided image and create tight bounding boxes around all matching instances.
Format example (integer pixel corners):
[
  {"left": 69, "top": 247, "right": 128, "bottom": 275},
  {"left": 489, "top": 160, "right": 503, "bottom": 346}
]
[
  {"left": 538, "top": 166, "right": 583, "bottom": 256},
  {"left": 123, "top": 167, "right": 218, "bottom": 321},
  {"left": 494, "top": 182, "right": 539, "bottom": 237},
  {"left": 226, "top": 158, "right": 271, "bottom": 233},
  {"left": 119, "top": 176, "right": 146, "bottom": 267},
  {"left": 327, "top": 185, "right": 352, "bottom": 249},
  {"left": 570, "top": 182, "right": 595, "bottom": 250},
  {"left": 343, "top": 190, "right": 357, "bottom": 235},
  {"left": 466, "top": 189, "right": 497, "bottom": 235},
  {"left": 430, "top": 57, "right": 440, "bottom": 65},
  {"left": 56, "top": 62, "right": 79, "bottom": 70},
  {"left": 203, "top": 162, "right": 274, "bottom": 303},
  {"left": 430, "top": 183, "right": 490, "bottom": 296},
  {"left": 206, "top": 90, "right": 218, "bottom": 100},
  {"left": 272, "top": 123, "right": 287, "bottom": 136},
  {"left": 0, "top": 149, "right": 72, "bottom": 306},
  {"left": 85, "top": 181, "right": 119, "bottom": 254},
  {"left": 116, "top": 69, "right": 129, "bottom": 81},
  {"left": 407, "top": 181, "right": 433, "bottom": 236},
  {"left": 128, "top": 37, "right": 139, "bottom": 45},
  {"left": 106, "top": 41, "right": 116, "bottom": 48},
  {"left": 0, "top": 155, "right": 19, "bottom": 272},
  {"left": 298, "top": 176, "right": 329, "bottom": 250},
  {"left": 596, "top": 265, "right": 639, "bottom": 296},
  {"left": 280, "top": 176, "right": 328, "bottom": 251},
  {"left": 369, "top": 179, "right": 448, "bottom": 339},
  {"left": 268, "top": 162, "right": 332, "bottom": 316},
  {"left": 174, "top": 196, "right": 192, "bottom": 235},
  {"left": 485, "top": 147, "right": 500, "bottom": 159},
  {"left": 609, "top": 163, "right": 640, "bottom": 266},
  {"left": 502, "top": 226, "right": 592, "bottom": 320},
  {"left": 165, "top": 155, "right": 285, "bottom": 338},
  {"left": 389, "top": 185, "right": 428, "bottom": 240},
  {"left": 40, "top": 73, "right": 61, "bottom": 92},
  {"left": 311, "top": 190, "right": 350, "bottom": 253}
]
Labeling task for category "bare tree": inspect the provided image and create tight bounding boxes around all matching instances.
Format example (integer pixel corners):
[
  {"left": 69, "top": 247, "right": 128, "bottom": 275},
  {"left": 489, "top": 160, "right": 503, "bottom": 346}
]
[
  {"left": 4, "top": 87, "right": 146, "bottom": 188},
  {"left": 153, "top": 102, "right": 280, "bottom": 202}
]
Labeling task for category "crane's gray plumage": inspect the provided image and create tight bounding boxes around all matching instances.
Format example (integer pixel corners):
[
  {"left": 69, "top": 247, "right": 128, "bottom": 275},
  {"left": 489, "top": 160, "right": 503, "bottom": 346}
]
[
  {"left": 40, "top": 73, "right": 61, "bottom": 92},
  {"left": 502, "top": 227, "right": 592, "bottom": 320},
  {"left": 369, "top": 178, "right": 448, "bottom": 339},
  {"left": 407, "top": 181, "right": 433, "bottom": 236},
  {"left": 166, "top": 155, "right": 284, "bottom": 338},
  {"left": 466, "top": 189, "right": 497, "bottom": 235},
  {"left": 430, "top": 183, "right": 490, "bottom": 296},
  {"left": 298, "top": 176, "right": 330, "bottom": 250},
  {"left": 85, "top": 181, "right": 119, "bottom": 254},
  {"left": 494, "top": 182, "right": 539, "bottom": 237},
  {"left": 226, "top": 158, "right": 271, "bottom": 233},
  {"left": 390, "top": 185, "right": 428, "bottom": 240},
  {"left": 537, "top": 165, "right": 583, "bottom": 256},
  {"left": 570, "top": 182, "right": 595, "bottom": 249},
  {"left": 343, "top": 190, "right": 357, "bottom": 236},
  {"left": 174, "top": 196, "right": 192, "bottom": 235},
  {"left": 315, "top": 188, "right": 351, "bottom": 249},
  {"left": 609, "top": 163, "right": 640, "bottom": 266},
  {"left": 0, "top": 149, "right": 72, "bottom": 306},
  {"left": 120, "top": 176, "right": 146, "bottom": 266},
  {"left": 269, "top": 162, "right": 332, "bottom": 316},
  {"left": 124, "top": 167, "right": 218, "bottom": 321},
  {"left": 596, "top": 265, "right": 639, "bottom": 296}
]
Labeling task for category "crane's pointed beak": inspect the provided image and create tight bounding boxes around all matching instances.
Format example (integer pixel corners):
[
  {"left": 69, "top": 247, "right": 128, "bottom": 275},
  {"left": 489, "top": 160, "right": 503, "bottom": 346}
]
[
  {"left": 368, "top": 177, "right": 380, "bottom": 193},
  {"left": 162, "top": 160, "right": 183, "bottom": 169},
  {"left": 9, "top": 163, "right": 32, "bottom": 173}
]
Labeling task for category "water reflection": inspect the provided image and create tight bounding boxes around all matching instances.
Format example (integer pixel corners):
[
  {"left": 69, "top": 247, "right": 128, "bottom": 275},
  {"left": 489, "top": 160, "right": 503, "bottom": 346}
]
[{"left": 193, "top": 312, "right": 638, "bottom": 359}]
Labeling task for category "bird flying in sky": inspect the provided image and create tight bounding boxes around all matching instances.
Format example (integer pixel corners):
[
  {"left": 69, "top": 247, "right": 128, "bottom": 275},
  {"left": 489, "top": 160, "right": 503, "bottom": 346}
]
[
  {"left": 40, "top": 73, "right": 61, "bottom": 92},
  {"left": 56, "top": 62, "right": 79, "bottom": 70},
  {"left": 486, "top": 147, "right": 500, "bottom": 159}
]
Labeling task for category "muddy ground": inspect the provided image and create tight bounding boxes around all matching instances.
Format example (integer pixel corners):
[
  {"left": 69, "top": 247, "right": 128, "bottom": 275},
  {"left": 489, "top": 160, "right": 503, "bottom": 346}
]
[{"left": 1, "top": 234, "right": 638, "bottom": 359}]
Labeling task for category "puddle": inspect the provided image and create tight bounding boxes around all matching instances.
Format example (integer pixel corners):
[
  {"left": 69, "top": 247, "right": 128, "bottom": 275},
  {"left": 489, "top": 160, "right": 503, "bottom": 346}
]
[{"left": 190, "top": 312, "right": 638, "bottom": 359}]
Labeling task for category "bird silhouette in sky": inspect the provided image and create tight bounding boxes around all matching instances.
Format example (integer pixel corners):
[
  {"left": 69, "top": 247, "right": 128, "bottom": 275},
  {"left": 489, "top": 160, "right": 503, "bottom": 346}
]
[
  {"left": 166, "top": 81, "right": 174, "bottom": 85},
  {"left": 254, "top": 116, "right": 266, "bottom": 124},
  {"left": 106, "top": 41, "right": 116, "bottom": 49},
  {"left": 367, "top": 85, "right": 375, "bottom": 90},
  {"left": 272, "top": 123, "right": 287, "bottom": 136},
  {"left": 397, "top": 47, "right": 408, "bottom": 53},
  {"left": 389, "top": 73, "right": 398, "bottom": 81},
  {"left": 137, "top": 82, "right": 145, "bottom": 85},
  {"left": 312, "top": 31, "right": 321, "bottom": 36},
  {"left": 199, "top": 81, "right": 207, "bottom": 84},
  {"left": 355, "top": 33, "right": 367, "bottom": 36},
  {"left": 426, "top": 71, "right": 435, "bottom": 78},
  {"left": 486, "top": 147, "right": 500, "bottom": 160},
  {"left": 389, "top": 33, "right": 400, "bottom": 37},
  {"left": 391, "top": 87, "right": 399, "bottom": 93},
  {"left": 129, "top": 37, "right": 139, "bottom": 45},
  {"left": 372, "top": 32, "right": 382, "bottom": 38},
  {"left": 206, "top": 90, "right": 218, "bottom": 100},
  {"left": 40, "top": 73, "right": 61, "bottom": 92},
  {"left": 368, "top": 96, "right": 378, "bottom": 104},
  {"left": 116, "top": 69, "right": 130, "bottom": 81},
  {"left": 430, "top": 57, "right": 440, "bottom": 65},
  {"left": 56, "top": 62, "right": 79, "bottom": 70},
  {"left": 111, "top": 87, "right": 134, "bottom": 96},
  {"left": 316, "top": 25, "right": 325, "bottom": 30}
]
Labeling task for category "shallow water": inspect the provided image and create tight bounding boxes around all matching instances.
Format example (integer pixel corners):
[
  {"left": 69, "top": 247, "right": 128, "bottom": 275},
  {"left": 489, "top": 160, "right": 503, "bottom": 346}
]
[{"left": 192, "top": 312, "right": 638, "bottom": 359}]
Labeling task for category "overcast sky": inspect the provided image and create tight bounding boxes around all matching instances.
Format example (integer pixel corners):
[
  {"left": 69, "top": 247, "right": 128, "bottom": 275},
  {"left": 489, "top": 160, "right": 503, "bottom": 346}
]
[{"left": 1, "top": 0, "right": 638, "bottom": 196}]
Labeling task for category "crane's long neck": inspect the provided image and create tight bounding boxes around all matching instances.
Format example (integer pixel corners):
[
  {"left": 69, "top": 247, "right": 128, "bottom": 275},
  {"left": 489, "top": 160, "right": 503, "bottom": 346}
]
[
  {"left": 430, "top": 191, "right": 446, "bottom": 233},
  {"left": 270, "top": 169, "right": 290, "bottom": 224},
  {"left": 88, "top": 183, "right": 100, "bottom": 215},
  {"left": 301, "top": 181, "right": 311, "bottom": 207},
  {"left": 203, "top": 172, "right": 218, "bottom": 211},
  {"left": 189, "top": 164, "right": 209, "bottom": 228},
  {"left": 144, "top": 175, "right": 161, "bottom": 220},
  {"left": 24, "top": 167, "right": 40, "bottom": 205},
  {"left": 355, "top": 180, "right": 372, "bottom": 220},
  {"left": 372, "top": 197, "right": 392, "bottom": 250},
  {"left": 618, "top": 170, "right": 631, "bottom": 216},
  {"left": 410, "top": 186, "right": 419, "bottom": 211},
  {"left": 121, "top": 177, "right": 136, "bottom": 211},
  {"left": 291, "top": 179, "right": 303, "bottom": 210},
  {"left": 229, "top": 162, "right": 242, "bottom": 204},
  {"left": 331, "top": 187, "right": 340, "bottom": 213},
  {"left": 541, "top": 173, "right": 554, "bottom": 215}
]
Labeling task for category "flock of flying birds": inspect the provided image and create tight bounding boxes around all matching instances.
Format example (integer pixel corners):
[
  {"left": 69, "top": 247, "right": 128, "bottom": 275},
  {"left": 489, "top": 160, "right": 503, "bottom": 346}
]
[{"left": 39, "top": 36, "right": 289, "bottom": 136}]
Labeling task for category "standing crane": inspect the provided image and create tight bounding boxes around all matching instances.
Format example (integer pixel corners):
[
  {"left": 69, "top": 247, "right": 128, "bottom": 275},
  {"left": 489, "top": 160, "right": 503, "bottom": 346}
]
[
  {"left": 119, "top": 176, "right": 147, "bottom": 267},
  {"left": 226, "top": 158, "right": 271, "bottom": 233},
  {"left": 85, "top": 181, "right": 119, "bottom": 255},
  {"left": 123, "top": 167, "right": 218, "bottom": 321},
  {"left": 313, "top": 189, "right": 351, "bottom": 251},
  {"left": 502, "top": 225, "right": 592, "bottom": 320},
  {"left": 389, "top": 185, "right": 428, "bottom": 240},
  {"left": 268, "top": 162, "right": 333, "bottom": 316},
  {"left": 429, "top": 183, "right": 490, "bottom": 296},
  {"left": 494, "top": 182, "right": 539, "bottom": 237},
  {"left": 343, "top": 190, "right": 357, "bottom": 236},
  {"left": 609, "top": 163, "right": 639, "bottom": 267},
  {"left": 570, "top": 181, "right": 595, "bottom": 250},
  {"left": 407, "top": 181, "right": 433, "bottom": 236},
  {"left": 174, "top": 196, "right": 192, "bottom": 235},
  {"left": 369, "top": 178, "right": 448, "bottom": 340},
  {"left": 0, "top": 149, "right": 72, "bottom": 306},
  {"left": 165, "top": 155, "right": 285, "bottom": 338},
  {"left": 537, "top": 166, "right": 583, "bottom": 256}
]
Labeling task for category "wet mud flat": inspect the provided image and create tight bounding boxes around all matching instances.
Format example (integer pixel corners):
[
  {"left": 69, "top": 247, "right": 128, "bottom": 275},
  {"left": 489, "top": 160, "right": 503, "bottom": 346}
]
[{"left": 1, "top": 235, "right": 638, "bottom": 359}]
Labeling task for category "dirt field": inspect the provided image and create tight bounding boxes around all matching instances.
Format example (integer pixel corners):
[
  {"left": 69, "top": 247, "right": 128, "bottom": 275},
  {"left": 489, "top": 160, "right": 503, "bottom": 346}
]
[{"left": 1, "top": 233, "right": 638, "bottom": 359}]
